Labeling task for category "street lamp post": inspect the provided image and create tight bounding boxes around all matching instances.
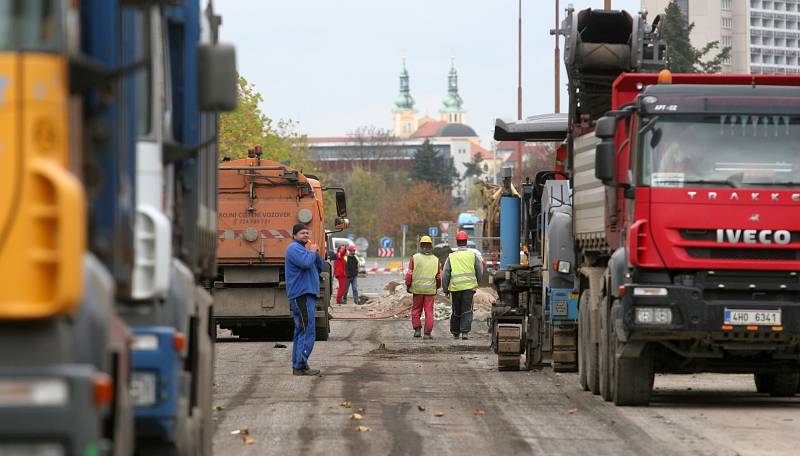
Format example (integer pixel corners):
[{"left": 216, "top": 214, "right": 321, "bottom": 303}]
[{"left": 516, "top": 0, "right": 523, "bottom": 183}]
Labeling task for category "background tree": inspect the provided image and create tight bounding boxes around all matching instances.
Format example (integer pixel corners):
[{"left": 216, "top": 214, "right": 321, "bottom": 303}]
[
  {"left": 661, "top": 0, "right": 731, "bottom": 73},
  {"left": 384, "top": 181, "right": 456, "bottom": 253},
  {"left": 341, "top": 126, "right": 401, "bottom": 174},
  {"left": 462, "top": 151, "right": 484, "bottom": 180},
  {"left": 219, "top": 76, "right": 306, "bottom": 163},
  {"left": 411, "top": 139, "right": 458, "bottom": 192}
]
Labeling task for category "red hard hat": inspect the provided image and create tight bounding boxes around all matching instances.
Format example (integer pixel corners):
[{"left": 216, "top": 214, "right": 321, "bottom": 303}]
[
  {"left": 456, "top": 230, "right": 468, "bottom": 241},
  {"left": 348, "top": 245, "right": 356, "bottom": 252}
]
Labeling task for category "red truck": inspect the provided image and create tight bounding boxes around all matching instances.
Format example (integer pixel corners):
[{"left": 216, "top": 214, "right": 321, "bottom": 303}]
[{"left": 494, "top": 7, "right": 800, "bottom": 405}]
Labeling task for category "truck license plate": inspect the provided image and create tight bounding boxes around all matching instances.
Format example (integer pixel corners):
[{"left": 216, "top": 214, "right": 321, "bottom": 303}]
[
  {"left": 553, "top": 300, "right": 568, "bottom": 316},
  {"left": 724, "top": 309, "right": 781, "bottom": 326}
]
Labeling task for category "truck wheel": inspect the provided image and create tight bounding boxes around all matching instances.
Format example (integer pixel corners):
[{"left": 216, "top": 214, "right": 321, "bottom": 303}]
[
  {"left": 610, "top": 302, "right": 654, "bottom": 406},
  {"left": 598, "top": 296, "right": 612, "bottom": 401},
  {"left": 755, "top": 372, "right": 799, "bottom": 397},
  {"left": 578, "top": 290, "right": 598, "bottom": 393}
]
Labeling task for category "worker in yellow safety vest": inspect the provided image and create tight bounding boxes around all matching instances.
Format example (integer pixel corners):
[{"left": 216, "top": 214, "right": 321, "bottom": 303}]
[
  {"left": 404, "top": 236, "right": 441, "bottom": 339},
  {"left": 442, "top": 231, "right": 483, "bottom": 340}
]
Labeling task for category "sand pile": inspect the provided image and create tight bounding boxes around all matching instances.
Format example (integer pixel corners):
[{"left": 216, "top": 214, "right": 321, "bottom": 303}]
[{"left": 362, "top": 281, "right": 497, "bottom": 321}]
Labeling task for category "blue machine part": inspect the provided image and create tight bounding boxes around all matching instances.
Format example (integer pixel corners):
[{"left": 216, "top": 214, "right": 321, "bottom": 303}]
[
  {"left": 499, "top": 195, "right": 521, "bottom": 268},
  {"left": 548, "top": 288, "right": 579, "bottom": 322},
  {"left": 81, "top": 0, "right": 138, "bottom": 297},
  {"left": 130, "top": 327, "right": 182, "bottom": 438}
]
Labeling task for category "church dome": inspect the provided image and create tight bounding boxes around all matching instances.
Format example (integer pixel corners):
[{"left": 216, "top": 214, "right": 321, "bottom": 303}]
[{"left": 436, "top": 123, "right": 477, "bottom": 137}]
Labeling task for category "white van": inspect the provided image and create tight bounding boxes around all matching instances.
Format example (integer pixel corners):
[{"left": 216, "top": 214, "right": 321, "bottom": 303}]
[{"left": 330, "top": 237, "right": 366, "bottom": 275}]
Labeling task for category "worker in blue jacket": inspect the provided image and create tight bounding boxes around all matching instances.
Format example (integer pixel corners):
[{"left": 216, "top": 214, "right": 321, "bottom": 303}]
[{"left": 285, "top": 223, "right": 324, "bottom": 376}]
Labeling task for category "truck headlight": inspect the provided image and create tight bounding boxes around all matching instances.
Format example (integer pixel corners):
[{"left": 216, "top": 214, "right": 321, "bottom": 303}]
[
  {"left": 635, "top": 307, "right": 672, "bottom": 325},
  {"left": 633, "top": 287, "right": 668, "bottom": 297},
  {"left": 131, "top": 334, "right": 160, "bottom": 351},
  {"left": 0, "top": 378, "right": 69, "bottom": 407},
  {"left": 556, "top": 261, "right": 571, "bottom": 274}
]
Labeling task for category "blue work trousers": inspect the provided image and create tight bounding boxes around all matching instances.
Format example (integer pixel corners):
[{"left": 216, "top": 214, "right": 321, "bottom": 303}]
[
  {"left": 342, "top": 277, "right": 360, "bottom": 303},
  {"left": 290, "top": 294, "right": 317, "bottom": 370}
]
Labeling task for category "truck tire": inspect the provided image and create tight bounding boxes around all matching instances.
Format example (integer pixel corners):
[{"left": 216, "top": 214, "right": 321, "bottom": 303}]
[
  {"left": 610, "top": 302, "right": 654, "bottom": 406},
  {"left": 598, "top": 295, "right": 612, "bottom": 401},
  {"left": 754, "top": 372, "right": 799, "bottom": 397},
  {"left": 578, "top": 290, "right": 598, "bottom": 392}
]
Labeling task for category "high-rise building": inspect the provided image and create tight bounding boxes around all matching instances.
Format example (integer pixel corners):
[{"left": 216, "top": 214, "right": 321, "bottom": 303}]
[{"left": 642, "top": 0, "right": 800, "bottom": 74}]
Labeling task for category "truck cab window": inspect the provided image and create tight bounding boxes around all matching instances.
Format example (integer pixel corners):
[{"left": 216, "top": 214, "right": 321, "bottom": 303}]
[
  {"left": 640, "top": 115, "right": 800, "bottom": 188},
  {"left": 0, "top": 0, "right": 62, "bottom": 52}
]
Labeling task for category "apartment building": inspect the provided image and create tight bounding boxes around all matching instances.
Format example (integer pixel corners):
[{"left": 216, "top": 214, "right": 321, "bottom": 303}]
[{"left": 642, "top": 0, "right": 800, "bottom": 74}]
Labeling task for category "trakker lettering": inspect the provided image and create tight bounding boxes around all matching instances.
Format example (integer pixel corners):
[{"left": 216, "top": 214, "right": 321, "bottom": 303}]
[
  {"left": 715, "top": 229, "right": 791, "bottom": 245},
  {"left": 688, "top": 191, "right": 800, "bottom": 202}
]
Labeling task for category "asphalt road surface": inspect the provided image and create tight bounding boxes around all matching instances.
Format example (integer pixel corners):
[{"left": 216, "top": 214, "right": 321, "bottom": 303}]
[{"left": 212, "top": 319, "right": 799, "bottom": 455}]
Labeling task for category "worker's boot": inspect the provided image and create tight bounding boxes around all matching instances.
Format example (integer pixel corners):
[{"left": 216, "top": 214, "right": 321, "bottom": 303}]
[
  {"left": 293, "top": 368, "right": 321, "bottom": 376},
  {"left": 461, "top": 333, "right": 469, "bottom": 340},
  {"left": 413, "top": 328, "right": 421, "bottom": 338},
  {"left": 423, "top": 333, "right": 432, "bottom": 340},
  {"left": 452, "top": 333, "right": 460, "bottom": 339}
]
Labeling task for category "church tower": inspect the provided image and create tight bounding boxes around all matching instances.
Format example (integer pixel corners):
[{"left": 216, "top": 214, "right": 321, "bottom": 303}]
[
  {"left": 439, "top": 57, "right": 465, "bottom": 124},
  {"left": 392, "top": 57, "right": 418, "bottom": 138}
]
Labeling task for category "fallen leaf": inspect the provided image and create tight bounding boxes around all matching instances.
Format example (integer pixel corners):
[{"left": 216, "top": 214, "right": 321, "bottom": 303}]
[
  {"left": 273, "top": 343, "right": 287, "bottom": 349},
  {"left": 355, "top": 425, "right": 371, "bottom": 432},
  {"left": 214, "top": 405, "right": 224, "bottom": 411},
  {"left": 567, "top": 409, "right": 578, "bottom": 415},
  {"left": 240, "top": 427, "right": 250, "bottom": 435},
  {"left": 271, "top": 406, "right": 277, "bottom": 412},
  {"left": 417, "top": 405, "right": 426, "bottom": 412},
  {"left": 434, "top": 411, "right": 445, "bottom": 417},
  {"left": 356, "top": 407, "right": 365, "bottom": 413},
  {"left": 473, "top": 409, "right": 485, "bottom": 416},
  {"left": 243, "top": 436, "right": 255, "bottom": 445},
  {"left": 340, "top": 401, "right": 352, "bottom": 408},
  {"left": 351, "top": 413, "right": 364, "bottom": 420}
]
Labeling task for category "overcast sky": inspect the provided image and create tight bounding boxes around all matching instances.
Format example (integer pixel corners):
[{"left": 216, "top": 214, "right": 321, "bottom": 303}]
[{"left": 216, "top": 0, "right": 642, "bottom": 142}]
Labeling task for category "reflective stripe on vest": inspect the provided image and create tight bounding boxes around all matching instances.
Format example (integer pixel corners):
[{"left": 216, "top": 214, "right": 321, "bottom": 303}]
[
  {"left": 448, "top": 249, "right": 477, "bottom": 291},
  {"left": 410, "top": 253, "right": 438, "bottom": 295}
]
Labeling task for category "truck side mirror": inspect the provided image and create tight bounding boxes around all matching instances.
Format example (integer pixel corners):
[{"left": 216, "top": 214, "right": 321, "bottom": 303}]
[
  {"left": 335, "top": 191, "right": 347, "bottom": 218},
  {"left": 334, "top": 217, "right": 349, "bottom": 231},
  {"left": 594, "top": 116, "right": 616, "bottom": 140},
  {"left": 197, "top": 43, "right": 237, "bottom": 112},
  {"left": 595, "top": 142, "right": 615, "bottom": 184}
]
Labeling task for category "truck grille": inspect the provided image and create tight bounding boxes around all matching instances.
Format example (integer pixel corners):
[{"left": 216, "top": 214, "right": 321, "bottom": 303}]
[{"left": 686, "top": 247, "right": 799, "bottom": 261}]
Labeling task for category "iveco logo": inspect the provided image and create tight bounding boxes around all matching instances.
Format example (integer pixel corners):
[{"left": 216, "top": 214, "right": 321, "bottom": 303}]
[
  {"left": 688, "top": 191, "right": 800, "bottom": 202},
  {"left": 716, "top": 229, "right": 791, "bottom": 245}
]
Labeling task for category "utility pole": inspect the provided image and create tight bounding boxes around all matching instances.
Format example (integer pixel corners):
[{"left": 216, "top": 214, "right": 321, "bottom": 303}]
[
  {"left": 516, "top": 0, "right": 523, "bottom": 182},
  {"left": 554, "top": 0, "right": 560, "bottom": 113},
  {"left": 605, "top": 0, "right": 611, "bottom": 10}
]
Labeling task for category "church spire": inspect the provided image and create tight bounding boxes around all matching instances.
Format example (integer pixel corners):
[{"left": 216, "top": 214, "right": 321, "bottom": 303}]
[
  {"left": 392, "top": 57, "right": 418, "bottom": 138},
  {"left": 440, "top": 56, "right": 465, "bottom": 123},
  {"left": 394, "top": 56, "right": 415, "bottom": 111}
]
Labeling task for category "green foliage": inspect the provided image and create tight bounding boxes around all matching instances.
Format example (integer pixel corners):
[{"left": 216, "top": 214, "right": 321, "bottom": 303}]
[
  {"left": 218, "top": 76, "right": 307, "bottom": 163},
  {"left": 463, "top": 151, "right": 484, "bottom": 180},
  {"left": 411, "top": 139, "right": 458, "bottom": 192},
  {"left": 332, "top": 167, "right": 410, "bottom": 254},
  {"left": 661, "top": 1, "right": 731, "bottom": 73}
]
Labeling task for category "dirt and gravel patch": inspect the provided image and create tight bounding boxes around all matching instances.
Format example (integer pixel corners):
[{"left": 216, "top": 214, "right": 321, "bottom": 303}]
[{"left": 330, "top": 280, "right": 497, "bottom": 321}]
